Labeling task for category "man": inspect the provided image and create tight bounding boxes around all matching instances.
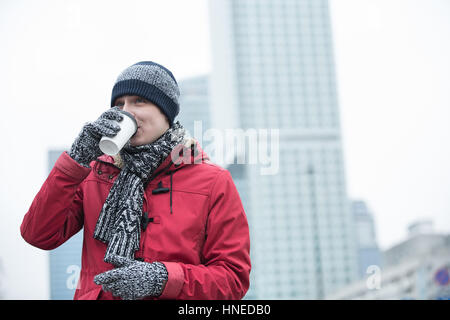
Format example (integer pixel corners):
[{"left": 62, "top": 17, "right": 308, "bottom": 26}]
[{"left": 20, "top": 61, "right": 251, "bottom": 300}]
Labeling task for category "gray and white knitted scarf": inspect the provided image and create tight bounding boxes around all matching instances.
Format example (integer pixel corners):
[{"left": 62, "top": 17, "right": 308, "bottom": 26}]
[{"left": 93, "top": 121, "right": 186, "bottom": 263}]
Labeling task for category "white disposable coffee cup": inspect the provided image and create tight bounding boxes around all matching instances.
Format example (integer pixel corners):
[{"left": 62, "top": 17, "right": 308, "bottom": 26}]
[{"left": 99, "top": 110, "right": 138, "bottom": 156}]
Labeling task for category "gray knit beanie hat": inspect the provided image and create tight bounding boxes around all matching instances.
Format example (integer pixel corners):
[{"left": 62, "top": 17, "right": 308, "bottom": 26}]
[{"left": 111, "top": 61, "right": 180, "bottom": 126}]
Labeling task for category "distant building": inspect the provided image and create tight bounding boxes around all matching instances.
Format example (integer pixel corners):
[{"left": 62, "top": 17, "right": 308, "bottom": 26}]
[
  {"left": 382, "top": 220, "right": 442, "bottom": 267},
  {"left": 177, "top": 75, "right": 212, "bottom": 138},
  {"left": 326, "top": 221, "right": 450, "bottom": 300},
  {"left": 352, "top": 200, "right": 382, "bottom": 279},
  {"left": 407, "top": 219, "right": 434, "bottom": 238},
  {"left": 47, "top": 149, "right": 83, "bottom": 300}
]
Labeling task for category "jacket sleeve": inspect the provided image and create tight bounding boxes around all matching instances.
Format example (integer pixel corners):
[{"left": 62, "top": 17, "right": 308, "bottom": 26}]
[
  {"left": 20, "top": 151, "right": 89, "bottom": 250},
  {"left": 159, "top": 170, "right": 251, "bottom": 300}
]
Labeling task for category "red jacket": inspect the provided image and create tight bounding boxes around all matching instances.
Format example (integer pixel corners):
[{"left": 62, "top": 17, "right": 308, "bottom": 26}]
[{"left": 20, "top": 140, "right": 251, "bottom": 300}]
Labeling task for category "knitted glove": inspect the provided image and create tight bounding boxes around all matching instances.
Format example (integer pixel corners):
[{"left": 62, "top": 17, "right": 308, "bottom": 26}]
[
  {"left": 94, "top": 255, "right": 168, "bottom": 300},
  {"left": 69, "top": 107, "right": 124, "bottom": 168}
]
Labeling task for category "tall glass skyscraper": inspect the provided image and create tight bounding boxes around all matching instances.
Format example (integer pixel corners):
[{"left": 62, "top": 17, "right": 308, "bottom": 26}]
[{"left": 209, "top": 0, "right": 358, "bottom": 299}]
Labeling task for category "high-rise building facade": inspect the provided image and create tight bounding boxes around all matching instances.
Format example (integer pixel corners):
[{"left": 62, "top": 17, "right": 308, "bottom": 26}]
[{"left": 209, "top": 0, "right": 358, "bottom": 299}]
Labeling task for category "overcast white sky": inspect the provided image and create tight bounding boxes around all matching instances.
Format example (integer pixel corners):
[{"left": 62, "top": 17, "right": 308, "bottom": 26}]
[
  {"left": 0, "top": 0, "right": 449, "bottom": 298},
  {"left": 330, "top": 0, "right": 450, "bottom": 250}
]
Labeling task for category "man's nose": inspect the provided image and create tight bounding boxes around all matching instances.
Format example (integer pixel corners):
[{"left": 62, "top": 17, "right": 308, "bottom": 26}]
[{"left": 122, "top": 103, "right": 136, "bottom": 118}]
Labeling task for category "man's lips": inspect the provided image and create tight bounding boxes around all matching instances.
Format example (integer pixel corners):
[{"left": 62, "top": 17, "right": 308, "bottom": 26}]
[{"left": 131, "top": 127, "right": 140, "bottom": 138}]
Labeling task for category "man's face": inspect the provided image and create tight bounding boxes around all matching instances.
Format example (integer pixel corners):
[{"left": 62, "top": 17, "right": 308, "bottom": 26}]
[{"left": 114, "top": 95, "right": 169, "bottom": 146}]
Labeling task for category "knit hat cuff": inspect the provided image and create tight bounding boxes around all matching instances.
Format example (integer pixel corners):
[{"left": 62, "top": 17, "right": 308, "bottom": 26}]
[{"left": 111, "top": 79, "right": 179, "bottom": 126}]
